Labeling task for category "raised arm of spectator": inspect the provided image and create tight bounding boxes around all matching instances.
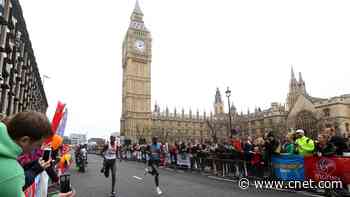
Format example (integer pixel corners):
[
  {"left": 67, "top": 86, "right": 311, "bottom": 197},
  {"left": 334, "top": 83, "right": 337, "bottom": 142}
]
[{"left": 22, "top": 158, "right": 51, "bottom": 190}]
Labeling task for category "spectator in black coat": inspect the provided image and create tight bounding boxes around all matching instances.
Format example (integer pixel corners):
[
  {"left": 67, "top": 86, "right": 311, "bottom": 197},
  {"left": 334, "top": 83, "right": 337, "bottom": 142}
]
[
  {"left": 243, "top": 137, "right": 253, "bottom": 176},
  {"left": 326, "top": 127, "right": 348, "bottom": 156},
  {"left": 263, "top": 131, "right": 280, "bottom": 178},
  {"left": 315, "top": 134, "right": 336, "bottom": 157}
]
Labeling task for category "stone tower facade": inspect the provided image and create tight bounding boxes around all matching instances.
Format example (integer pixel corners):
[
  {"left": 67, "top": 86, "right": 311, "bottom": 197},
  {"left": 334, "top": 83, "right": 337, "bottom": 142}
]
[
  {"left": 214, "top": 88, "right": 224, "bottom": 115},
  {"left": 286, "top": 67, "right": 307, "bottom": 111},
  {"left": 120, "top": 1, "right": 152, "bottom": 141}
]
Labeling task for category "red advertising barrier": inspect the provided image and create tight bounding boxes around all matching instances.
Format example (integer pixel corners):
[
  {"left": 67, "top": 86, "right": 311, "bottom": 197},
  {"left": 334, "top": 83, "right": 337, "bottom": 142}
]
[{"left": 304, "top": 156, "right": 350, "bottom": 185}]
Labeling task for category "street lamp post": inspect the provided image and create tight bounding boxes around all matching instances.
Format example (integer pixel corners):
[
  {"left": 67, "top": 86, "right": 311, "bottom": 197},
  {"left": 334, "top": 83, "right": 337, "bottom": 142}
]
[
  {"left": 225, "top": 87, "right": 233, "bottom": 138},
  {"left": 42, "top": 75, "right": 50, "bottom": 88}
]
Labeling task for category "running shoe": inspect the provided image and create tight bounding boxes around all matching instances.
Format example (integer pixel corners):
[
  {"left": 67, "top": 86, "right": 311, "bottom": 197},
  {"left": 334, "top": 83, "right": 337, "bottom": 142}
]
[
  {"left": 144, "top": 167, "right": 149, "bottom": 175},
  {"left": 104, "top": 170, "right": 109, "bottom": 178},
  {"left": 156, "top": 187, "right": 163, "bottom": 195}
]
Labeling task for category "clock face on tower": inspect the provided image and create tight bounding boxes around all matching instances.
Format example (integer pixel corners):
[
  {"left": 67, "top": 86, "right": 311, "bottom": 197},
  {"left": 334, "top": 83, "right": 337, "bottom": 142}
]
[{"left": 134, "top": 40, "right": 145, "bottom": 52}]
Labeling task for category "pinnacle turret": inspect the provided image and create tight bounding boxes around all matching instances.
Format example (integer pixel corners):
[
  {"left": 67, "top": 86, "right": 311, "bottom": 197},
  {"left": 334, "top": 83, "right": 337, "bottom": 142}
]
[
  {"left": 291, "top": 66, "right": 296, "bottom": 80},
  {"left": 298, "top": 72, "right": 305, "bottom": 85},
  {"left": 230, "top": 102, "right": 236, "bottom": 112},
  {"left": 290, "top": 66, "right": 298, "bottom": 89},
  {"left": 133, "top": 0, "right": 143, "bottom": 14},
  {"left": 287, "top": 68, "right": 308, "bottom": 111},
  {"left": 130, "top": 0, "right": 144, "bottom": 22},
  {"left": 215, "top": 88, "right": 223, "bottom": 104}
]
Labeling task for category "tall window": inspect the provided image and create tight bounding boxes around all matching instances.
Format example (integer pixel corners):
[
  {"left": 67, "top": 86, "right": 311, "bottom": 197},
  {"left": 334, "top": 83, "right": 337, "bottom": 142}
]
[
  {"left": 346, "top": 123, "right": 349, "bottom": 132},
  {"left": 0, "top": 0, "right": 4, "bottom": 16},
  {"left": 296, "top": 110, "right": 318, "bottom": 139},
  {"left": 323, "top": 108, "right": 330, "bottom": 117}
]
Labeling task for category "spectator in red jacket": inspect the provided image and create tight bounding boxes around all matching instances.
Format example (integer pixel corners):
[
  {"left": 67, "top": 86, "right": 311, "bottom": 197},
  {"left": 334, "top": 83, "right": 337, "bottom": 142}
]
[
  {"left": 231, "top": 136, "right": 242, "bottom": 153},
  {"left": 251, "top": 146, "right": 264, "bottom": 178},
  {"left": 170, "top": 143, "right": 178, "bottom": 165}
]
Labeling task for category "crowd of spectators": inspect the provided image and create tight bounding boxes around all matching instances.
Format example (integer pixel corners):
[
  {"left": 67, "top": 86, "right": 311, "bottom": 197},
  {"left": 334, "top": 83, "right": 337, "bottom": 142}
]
[
  {"left": 119, "top": 127, "right": 349, "bottom": 179},
  {"left": 0, "top": 111, "right": 75, "bottom": 197}
]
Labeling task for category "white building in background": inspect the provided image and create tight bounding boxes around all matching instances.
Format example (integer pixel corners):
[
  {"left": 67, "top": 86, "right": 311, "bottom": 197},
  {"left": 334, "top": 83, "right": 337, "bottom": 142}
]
[{"left": 70, "top": 133, "right": 87, "bottom": 145}]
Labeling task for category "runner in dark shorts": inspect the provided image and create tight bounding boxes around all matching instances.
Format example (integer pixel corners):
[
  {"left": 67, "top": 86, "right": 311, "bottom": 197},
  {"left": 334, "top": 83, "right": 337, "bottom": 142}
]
[
  {"left": 101, "top": 132, "right": 119, "bottom": 197},
  {"left": 145, "top": 136, "right": 163, "bottom": 195}
]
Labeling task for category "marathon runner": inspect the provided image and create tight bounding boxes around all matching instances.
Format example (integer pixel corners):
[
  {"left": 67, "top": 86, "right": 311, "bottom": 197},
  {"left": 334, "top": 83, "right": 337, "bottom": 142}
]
[
  {"left": 101, "top": 132, "right": 119, "bottom": 197},
  {"left": 144, "top": 136, "right": 163, "bottom": 195}
]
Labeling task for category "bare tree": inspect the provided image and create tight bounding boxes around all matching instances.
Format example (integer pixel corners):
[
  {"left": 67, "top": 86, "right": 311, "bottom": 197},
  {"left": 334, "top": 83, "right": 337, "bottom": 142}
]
[
  {"left": 135, "top": 125, "right": 148, "bottom": 144},
  {"left": 206, "top": 119, "right": 226, "bottom": 143}
]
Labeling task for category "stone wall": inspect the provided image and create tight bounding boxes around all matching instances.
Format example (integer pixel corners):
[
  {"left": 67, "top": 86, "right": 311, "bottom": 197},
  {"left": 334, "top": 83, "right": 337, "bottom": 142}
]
[{"left": 0, "top": 0, "right": 47, "bottom": 117}]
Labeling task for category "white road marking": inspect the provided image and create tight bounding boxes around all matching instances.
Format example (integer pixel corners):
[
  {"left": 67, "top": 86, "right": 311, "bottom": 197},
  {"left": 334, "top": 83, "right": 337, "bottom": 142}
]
[
  {"left": 296, "top": 191, "right": 324, "bottom": 197},
  {"left": 133, "top": 176, "right": 143, "bottom": 180},
  {"left": 208, "top": 176, "right": 236, "bottom": 183}
]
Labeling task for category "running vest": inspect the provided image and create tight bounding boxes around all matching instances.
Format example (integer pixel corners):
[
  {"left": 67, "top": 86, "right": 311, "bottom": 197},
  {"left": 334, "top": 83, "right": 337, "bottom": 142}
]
[
  {"left": 150, "top": 143, "right": 161, "bottom": 160},
  {"left": 104, "top": 143, "right": 117, "bottom": 160}
]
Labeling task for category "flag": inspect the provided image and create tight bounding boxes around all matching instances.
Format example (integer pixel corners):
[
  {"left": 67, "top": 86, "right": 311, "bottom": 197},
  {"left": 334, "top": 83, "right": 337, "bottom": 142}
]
[
  {"left": 51, "top": 101, "right": 66, "bottom": 134},
  {"left": 44, "top": 101, "right": 65, "bottom": 145},
  {"left": 56, "top": 109, "right": 68, "bottom": 137}
]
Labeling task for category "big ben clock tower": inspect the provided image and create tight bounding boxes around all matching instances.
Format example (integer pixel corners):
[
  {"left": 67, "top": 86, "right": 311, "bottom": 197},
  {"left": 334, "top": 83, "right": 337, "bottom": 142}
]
[{"left": 120, "top": 0, "right": 152, "bottom": 143}]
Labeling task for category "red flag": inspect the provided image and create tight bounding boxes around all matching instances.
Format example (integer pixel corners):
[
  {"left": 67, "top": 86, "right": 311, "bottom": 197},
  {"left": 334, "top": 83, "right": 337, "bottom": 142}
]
[
  {"left": 52, "top": 101, "right": 66, "bottom": 133},
  {"left": 45, "top": 101, "right": 65, "bottom": 144}
]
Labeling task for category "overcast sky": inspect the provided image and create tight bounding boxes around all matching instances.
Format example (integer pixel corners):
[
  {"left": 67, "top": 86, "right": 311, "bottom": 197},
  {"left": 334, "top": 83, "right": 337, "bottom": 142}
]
[{"left": 20, "top": 0, "right": 350, "bottom": 139}]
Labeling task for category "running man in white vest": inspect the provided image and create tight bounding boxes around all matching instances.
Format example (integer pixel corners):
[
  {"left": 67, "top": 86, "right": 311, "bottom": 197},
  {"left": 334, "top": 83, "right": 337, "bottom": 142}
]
[{"left": 101, "top": 132, "right": 119, "bottom": 197}]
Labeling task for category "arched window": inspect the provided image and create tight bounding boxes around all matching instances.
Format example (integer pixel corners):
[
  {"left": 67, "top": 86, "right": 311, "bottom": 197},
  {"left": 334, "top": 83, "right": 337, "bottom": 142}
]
[
  {"left": 296, "top": 110, "right": 318, "bottom": 139},
  {"left": 323, "top": 108, "right": 330, "bottom": 117}
]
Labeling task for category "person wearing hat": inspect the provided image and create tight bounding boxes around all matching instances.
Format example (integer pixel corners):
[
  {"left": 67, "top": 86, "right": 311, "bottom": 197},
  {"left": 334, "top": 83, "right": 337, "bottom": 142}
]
[
  {"left": 295, "top": 129, "right": 315, "bottom": 156},
  {"left": 144, "top": 136, "right": 163, "bottom": 195},
  {"left": 101, "top": 132, "right": 119, "bottom": 197}
]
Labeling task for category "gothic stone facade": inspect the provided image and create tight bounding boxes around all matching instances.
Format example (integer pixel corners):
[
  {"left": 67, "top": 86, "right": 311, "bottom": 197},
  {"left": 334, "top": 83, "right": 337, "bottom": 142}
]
[
  {"left": 121, "top": 2, "right": 350, "bottom": 143},
  {"left": 0, "top": 0, "right": 47, "bottom": 118},
  {"left": 150, "top": 94, "right": 232, "bottom": 144},
  {"left": 120, "top": 2, "right": 224, "bottom": 144},
  {"left": 285, "top": 68, "right": 350, "bottom": 138},
  {"left": 232, "top": 68, "right": 350, "bottom": 139}
]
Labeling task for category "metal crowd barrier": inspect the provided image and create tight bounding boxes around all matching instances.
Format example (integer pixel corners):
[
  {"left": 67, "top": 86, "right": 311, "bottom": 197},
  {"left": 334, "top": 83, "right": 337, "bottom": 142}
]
[{"left": 119, "top": 151, "right": 270, "bottom": 179}]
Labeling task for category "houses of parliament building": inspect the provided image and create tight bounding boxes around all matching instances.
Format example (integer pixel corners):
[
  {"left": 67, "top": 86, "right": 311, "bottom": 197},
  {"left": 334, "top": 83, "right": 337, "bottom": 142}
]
[{"left": 120, "top": 1, "right": 350, "bottom": 144}]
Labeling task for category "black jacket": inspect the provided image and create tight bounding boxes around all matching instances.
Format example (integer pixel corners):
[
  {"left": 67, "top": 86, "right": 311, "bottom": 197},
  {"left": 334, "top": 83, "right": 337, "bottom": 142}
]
[
  {"left": 22, "top": 160, "right": 59, "bottom": 190},
  {"left": 243, "top": 142, "right": 253, "bottom": 161},
  {"left": 264, "top": 139, "right": 280, "bottom": 157},
  {"left": 316, "top": 142, "right": 336, "bottom": 156},
  {"left": 329, "top": 136, "right": 348, "bottom": 155},
  {"left": 22, "top": 160, "right": 44, "bottom": 190}
]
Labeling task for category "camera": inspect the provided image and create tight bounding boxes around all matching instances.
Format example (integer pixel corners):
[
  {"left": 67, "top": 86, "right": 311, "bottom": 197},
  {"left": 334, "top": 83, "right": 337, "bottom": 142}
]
[
  {"left": 43, "top": 148, "right": 51, "bottom": 162},
  {"left": 60, "top": 174, "right": 71, "bottom": 193}
]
